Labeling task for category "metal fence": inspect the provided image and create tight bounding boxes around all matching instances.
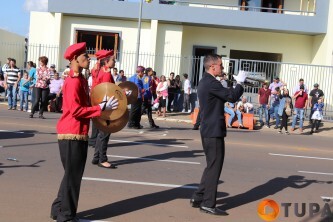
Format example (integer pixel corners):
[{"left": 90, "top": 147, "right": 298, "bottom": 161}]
[{"left": 1, "top": 42, "right": 332, "bottom": 120}]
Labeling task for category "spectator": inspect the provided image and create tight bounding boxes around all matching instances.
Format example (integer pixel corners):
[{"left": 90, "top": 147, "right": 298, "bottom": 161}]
[
  {"left": 182, "top": 73, "right": 192, "bottom": 113},
  {"left": 0, "top": 73, "right": 5, "bottom": 94},
  {"left": 62, "top": 65, "right": 70, "bottom": 80},
  {"left": 128, "top": 66, "right": 145, "bottom": 129},
  {"left": 27, "top": 61, "right": 37, "bottom": 111},
  {"left": 112, "top": 67, "right": 119, "bottom": 82},
  {"left": 173, "top": 74, "right": 182, "bottom": 112},
  {"left": 167, "top": 72, "right": 176, "bottom": 112},
  {"left": 50, "top": 64, "right": 56, "bottom": 80},
  {"left": 151, "top": 71, "right": 159, "bottom": 100},
  {"left": 269, "top": 76, "right": 286, "bottom": 95},
  {"left": 4, "top": 58, "right": 21, "bottom": 110},
  {"left": 219, "top": 72, "right": 228, "bottom": 88},
  {"left": 48, "top": 72, "right": 64, "bottom": 113},
  {"left": 308, "top": 83, "right": 324, "bottom": 124},
  {"left": 118, "top": 70, "right": 127, "bottom": 82},
  {"left": 293, "top": 78, "right": 308, "bottom": 94},
  {"left": 156, "top": 75, "right": 168, "bottom": 117},
  {"left": 278, "top": 88, "right": 293, "bottom": 134},
  {"left": 224, "top": 102, "right": 243, "bottom": 128},
  {"left": 29, "top": 56, "right": 51, "bottom": 119},
  {"left": 310, "top": 97, "right": 324, "bottom": 134},
  {"left": 19, "top": 71, "right": 31, "bottom": 112},
  {"left": 237, "top": 96, "right": 253, "bottom": 113},
  {"left": 258, "top": 82, "right": 271, "bottom": 127},
  {"left": 291, "top": 85, "right": 308, "bottom": 133},
  {"left": 1, "top": 57, "right": 11, "bottom": 74},
  {"left": 269, "top": 86, "right": 281, "bottom": 129}
]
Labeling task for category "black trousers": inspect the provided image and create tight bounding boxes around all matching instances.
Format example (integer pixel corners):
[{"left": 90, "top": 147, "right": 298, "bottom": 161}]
[
  {"left": 48, "top": 93, "right": 63, "bottom": 112},
  {"left": 167, "top": 93, "right": 175, "bottom": 111},
  {"left": 88, "top": 122, "right": 98, "bottom": 147},
  {"left": 128, "top": 98, "right": 143, "bottom": 127},
  {"left": 193, "top": 137, "right": 225, "bottom": 208},
  {"left": 309, "top": 105, "right": 314, "bottom": 122},
  {"left": 311, "top": 119, "right": 321, "bottom": 131},
  {"left": 32, "top": 87, "right": 49, "bottom": 115},
  {"left": 279, "top": 111, "right": 289, "bottom": 131},
  {"left": 51, "top": 140, "right": 88, "bottom": 222},
  {"left": 93, "top": 130, "right": 111, "bottom": 163},
  {"left": 142, "top": 99, "right": 155, "bottom": 126}
]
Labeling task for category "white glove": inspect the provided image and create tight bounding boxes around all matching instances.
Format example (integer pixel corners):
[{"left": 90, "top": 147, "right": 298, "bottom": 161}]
[
  {"left": 233, "top": 70, "right": 247, "bottom": 83},
  {"left": 99, "top": 95, "right": 119, "bottom": 111},
  {"left": 105, "top": 96, "right": 119, "bottom": 111},
  {"left": 125, "top": 89, "right": 132, "bottom": 96}
]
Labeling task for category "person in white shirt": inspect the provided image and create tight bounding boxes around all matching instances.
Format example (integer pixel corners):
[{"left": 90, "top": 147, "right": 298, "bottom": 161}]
[
  {"left": 237, "top": 96, "right": 254, "bottom": 113},
  {"left": 292, "top": 78, "right": 308, "bottom": 95},
  {"left": 182, "top": 73, "right": 192, "bottom": 113}
]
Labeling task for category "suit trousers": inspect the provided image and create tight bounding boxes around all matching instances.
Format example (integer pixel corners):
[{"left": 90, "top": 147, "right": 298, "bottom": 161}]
[
  {"left": 193, "top": 137, "right": 225, "bottom": 208},
  {"left": 93, "top": 130, "right": 111, "bottom": 163},
  {"left": 51, "top": 140, "right": 88, "bottom": 222},
  {"left": 128, "top": 98, "right": 143, "bottom": 127}
]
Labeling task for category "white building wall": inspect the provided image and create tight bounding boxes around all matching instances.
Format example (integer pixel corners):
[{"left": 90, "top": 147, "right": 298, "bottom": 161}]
[{"left": 181, "top": 25, "right": 313, "bottom": 64}]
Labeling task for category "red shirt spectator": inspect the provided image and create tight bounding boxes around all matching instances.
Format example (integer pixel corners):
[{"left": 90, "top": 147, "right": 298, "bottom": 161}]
[
  {"left": 258, "top": 87, "right": 271, "bottom": 105},
  {"left": 294, "top": 90, "right": 308, "bottom": 108}
]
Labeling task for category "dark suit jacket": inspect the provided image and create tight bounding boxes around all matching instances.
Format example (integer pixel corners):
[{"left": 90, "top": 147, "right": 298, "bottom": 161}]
[{"left": 198, "top": 72, "right": 244, "bottom": 138}]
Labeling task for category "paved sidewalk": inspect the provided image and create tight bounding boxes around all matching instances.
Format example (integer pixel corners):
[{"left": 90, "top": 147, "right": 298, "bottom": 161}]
[{"left": 145, "top": 110, "right": 333, "bottom": 138}]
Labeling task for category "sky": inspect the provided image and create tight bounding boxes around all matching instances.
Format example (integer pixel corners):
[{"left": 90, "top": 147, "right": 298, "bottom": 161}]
[{"left": 0, "top": 0, "right": 48, "bottom": 37}]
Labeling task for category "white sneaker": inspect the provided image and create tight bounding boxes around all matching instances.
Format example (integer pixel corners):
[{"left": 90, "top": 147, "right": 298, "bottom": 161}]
[
  {"left": 182, "top": 109, "right": 186, "bottom": 113},
  {"left": 187, "top": 110, "right": 191, "bottom": 113}
]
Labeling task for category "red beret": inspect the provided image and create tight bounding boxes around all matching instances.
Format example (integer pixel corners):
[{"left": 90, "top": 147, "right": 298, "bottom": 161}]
[
  {"left": 64, "top": 42, "right": 87, "bottom": 61},
  {"left": 95, "top": 50, "right": 114, "bottom": 60}
]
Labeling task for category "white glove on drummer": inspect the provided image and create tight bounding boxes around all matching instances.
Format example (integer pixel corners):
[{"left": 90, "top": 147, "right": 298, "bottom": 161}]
[
  {"left": 99, "top": 95, "right": 119, "bottom": 111},
  {"left": 233, "top": 70, "right": 247, "bottom": 83}
]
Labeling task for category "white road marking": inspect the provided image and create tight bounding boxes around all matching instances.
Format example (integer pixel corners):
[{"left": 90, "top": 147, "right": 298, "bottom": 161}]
[
  {"left": 83, "top": 177, "right": 198, "bottom": 189},
  {"left": 269, "top": 153, "right": 333, "bottom": 161},
  {"left": 109, "top": 139, "right": 188, "bottom": 148},
  {"left": 321, "top": 196, "right": 333, "bottom": 200},
  {"left": 107, "top": 155, "right": 200, "bottom": 165},
  {"left": 298, "top": 171, "right": 333, "bottom": 176}
]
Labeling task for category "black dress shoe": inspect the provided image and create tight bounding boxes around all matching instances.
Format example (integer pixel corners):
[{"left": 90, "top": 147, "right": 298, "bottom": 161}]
[
  {"left": 150, "top": 125, "right": 159, "bottom": 129},
  {"left": 133, "top": 125, "right": 143, "bottom": 129},
  {"left": 39, "top": 114, "right": 45, "bottom": 119},
  {"left": 192, "top": 125, "right": 199, "bottom": 130},
  {"left": 50, "top": 214, "right": 57, "bottom": 220},
  {"left": 91, "top": 159, "right": 99, "bottom": 165},
  {"left": 29, "top": 114, "right": 33, "bottom": 118},
  {"left": 190, "top": 198, "right": 202, "bottom": 208},
  {"left": 200, "top": 206, "right": 229, "bottom": 216}
]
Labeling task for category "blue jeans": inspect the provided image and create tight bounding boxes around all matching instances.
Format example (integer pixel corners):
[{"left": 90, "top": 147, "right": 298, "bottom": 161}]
[
  {"left": 225, "top": 107, "right": 242, "bottom": 125},
  {"left": 7, "top": 84, "right": 18, "bottom": 108},
  {"left": 269, "top": 105, "right": 280, "bottom": 127},
  {"left": 292, "top": 108, "right": 304, "bottom": 129},
  {"left": 173, "top": 93, "right": 181, "bottom": 111},
  {"left": 258, "top": 104, "right": 269, "bottom": 125},
  {"left": 20, "top": 90, "right": 29, "bottom": 111}
]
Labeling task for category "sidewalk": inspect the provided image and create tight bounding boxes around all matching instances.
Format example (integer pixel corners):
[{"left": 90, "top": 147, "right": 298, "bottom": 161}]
[{"left": 145, "top": 110, "right": 333, "bottom": 138}]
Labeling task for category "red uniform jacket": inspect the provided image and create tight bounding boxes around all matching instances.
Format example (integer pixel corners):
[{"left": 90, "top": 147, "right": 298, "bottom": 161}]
[
  {"left": 57, "top": 70, "right": 101, "bottom": 141},
  {"left": 91, "top": 66, "right": 115, "bottom": 90}
]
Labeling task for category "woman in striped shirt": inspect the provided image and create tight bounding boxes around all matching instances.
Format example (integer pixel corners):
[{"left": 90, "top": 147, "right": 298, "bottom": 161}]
[{"left": 29, "top": 56, "right": 51, "bottom": 119}]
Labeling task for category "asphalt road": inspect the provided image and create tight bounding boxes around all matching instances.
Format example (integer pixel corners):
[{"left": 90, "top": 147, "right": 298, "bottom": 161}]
[{"left": 1, "top": 106, "right": 333, "bottom": 222}]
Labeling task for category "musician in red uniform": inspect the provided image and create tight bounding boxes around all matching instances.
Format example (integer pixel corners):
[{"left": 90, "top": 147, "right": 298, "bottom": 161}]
[
  {"left": 90, "top": 50, "right": 118, "bottom": 169},
  {"left": 50, "top": 43, "right": 118, "bottom": 222}
]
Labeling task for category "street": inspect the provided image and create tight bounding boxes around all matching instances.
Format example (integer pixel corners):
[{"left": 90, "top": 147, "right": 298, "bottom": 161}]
[{"left": 1, "top": 106, "right": 333, "bottom": 222}]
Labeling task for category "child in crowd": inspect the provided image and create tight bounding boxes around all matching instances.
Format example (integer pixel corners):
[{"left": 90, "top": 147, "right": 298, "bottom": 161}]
[
  {"left": 19, "top": 71, "right": 31, "bottom": 111},
  {"left": 310, "top": 97, "right": 324, "bottom": 134}
]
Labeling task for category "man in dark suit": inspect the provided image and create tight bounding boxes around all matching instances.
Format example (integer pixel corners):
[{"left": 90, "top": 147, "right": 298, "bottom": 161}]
[{"left": 190, "top": 54, "right": 246, "bottom": 216}]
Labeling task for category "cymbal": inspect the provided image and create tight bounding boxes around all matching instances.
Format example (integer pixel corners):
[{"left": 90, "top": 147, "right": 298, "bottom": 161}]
[
  {"left": 90, "top": 82, "right": 128, "bottom": 121},
  {"left": 117, "top": 81, "right": 138, "bottom": 104},
  {"left": 92, "top": 109, "right": 129, "bottom": 133}
]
